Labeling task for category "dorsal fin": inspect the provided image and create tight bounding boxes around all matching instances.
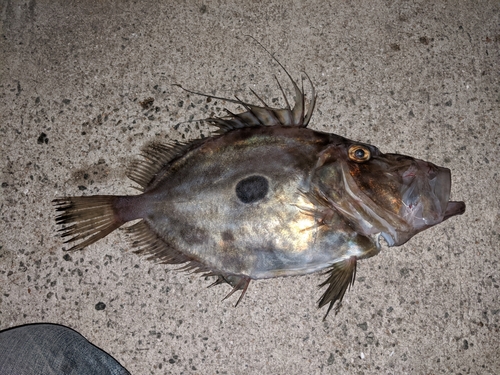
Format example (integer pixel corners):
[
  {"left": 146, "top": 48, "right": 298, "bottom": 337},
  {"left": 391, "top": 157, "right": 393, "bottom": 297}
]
[
  {"left": 126, "top": 140, "right": 203, "bottom": 189},
  {"left": 173, "top": 42, "right": 316, "bottom": 131},
  {"left": 130, "top": 43, "right": 316, "bottom": 189},
  {"left": 175, "top": 70, "right": 316, "bottom": 131}
]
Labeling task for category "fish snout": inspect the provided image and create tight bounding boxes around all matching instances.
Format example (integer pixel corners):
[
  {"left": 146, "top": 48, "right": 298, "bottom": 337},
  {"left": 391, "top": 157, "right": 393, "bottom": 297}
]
[
  {"left": 400, "top": 163, "right": 457, "bottom": 229},
  {"left": 443, "top": 200, "right": 466, "bottom": 221}
]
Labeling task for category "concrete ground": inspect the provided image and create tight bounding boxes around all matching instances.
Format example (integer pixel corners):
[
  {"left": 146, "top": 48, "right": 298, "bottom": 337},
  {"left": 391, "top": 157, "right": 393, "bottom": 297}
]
[{"left": 1, "top": 1, "right": 498, "bottom": 374}]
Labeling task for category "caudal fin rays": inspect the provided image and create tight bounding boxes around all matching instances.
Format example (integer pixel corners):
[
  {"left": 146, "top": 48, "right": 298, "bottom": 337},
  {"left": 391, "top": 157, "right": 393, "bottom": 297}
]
[{"left": 53, "top": 196, "right": 124, "bottom": 252}]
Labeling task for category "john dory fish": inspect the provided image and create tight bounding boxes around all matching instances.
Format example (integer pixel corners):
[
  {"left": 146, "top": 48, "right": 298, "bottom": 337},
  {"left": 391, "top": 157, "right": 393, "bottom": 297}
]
[{"left": 54, "top": 55, "right": 465, "bottom": 318}]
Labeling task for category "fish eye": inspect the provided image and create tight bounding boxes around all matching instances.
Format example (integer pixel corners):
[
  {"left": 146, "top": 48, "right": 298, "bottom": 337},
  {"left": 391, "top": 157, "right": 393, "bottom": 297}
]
[{"left": 348, "top": 145, "right": 371, "bottom": 163}]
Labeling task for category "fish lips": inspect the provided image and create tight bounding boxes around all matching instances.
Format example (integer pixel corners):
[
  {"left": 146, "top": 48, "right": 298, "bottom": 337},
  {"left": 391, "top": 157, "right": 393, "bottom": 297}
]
[
  {"left": 382, "top": 164, "right": 465, "bottom": 246},
  {"left": 421, "top": 165, "right": 465, "bottom": 223},
  {"left": 443, "top": 200, "right": 466, "bottom": 221}
]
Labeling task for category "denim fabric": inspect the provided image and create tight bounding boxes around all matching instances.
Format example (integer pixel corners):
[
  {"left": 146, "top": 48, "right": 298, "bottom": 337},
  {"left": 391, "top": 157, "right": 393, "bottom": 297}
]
[{"left": 0, "top": 323, "right": 130, "bottom": 375}]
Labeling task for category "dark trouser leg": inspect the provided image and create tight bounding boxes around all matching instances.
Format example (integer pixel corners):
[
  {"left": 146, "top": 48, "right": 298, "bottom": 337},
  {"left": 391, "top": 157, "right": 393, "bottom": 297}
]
[{"left": 0, "top": 323, "right": 130, "bottom": 375}]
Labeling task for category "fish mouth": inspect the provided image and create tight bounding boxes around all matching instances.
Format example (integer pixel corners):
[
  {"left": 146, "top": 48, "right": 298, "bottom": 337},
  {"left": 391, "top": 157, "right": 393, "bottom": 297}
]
[
  {"left": 380, "top": 199, "right": 465, "bottom": 247},
  {"left": 382, "top": 163, "right": 465, "bottom": 246},
  {"left": 401, "top": 164, "right": 453, "bottom": 227},
  {"left": 443, "top": 200, "right": 466, "bottom": 221}
]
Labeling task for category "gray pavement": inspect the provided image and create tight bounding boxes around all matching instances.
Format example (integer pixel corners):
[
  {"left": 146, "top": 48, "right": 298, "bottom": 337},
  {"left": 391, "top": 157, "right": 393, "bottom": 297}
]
[{"left": 1, "top": 1, "right": 498, "bottom": 374}]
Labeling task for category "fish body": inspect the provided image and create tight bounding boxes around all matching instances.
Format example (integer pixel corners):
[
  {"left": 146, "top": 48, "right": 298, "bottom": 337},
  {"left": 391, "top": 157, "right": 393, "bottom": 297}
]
[
  {"left": 54, "top": 62, "right": 465, "bottom": 317},
  {"left": 129, "top": 127, "right": 377, "bottom": 279}
]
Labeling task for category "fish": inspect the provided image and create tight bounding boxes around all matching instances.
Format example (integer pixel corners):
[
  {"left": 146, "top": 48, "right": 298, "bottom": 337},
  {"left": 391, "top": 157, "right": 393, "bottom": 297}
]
[{"left": 53, "top": 53, "right": 465, "bottom": 319}]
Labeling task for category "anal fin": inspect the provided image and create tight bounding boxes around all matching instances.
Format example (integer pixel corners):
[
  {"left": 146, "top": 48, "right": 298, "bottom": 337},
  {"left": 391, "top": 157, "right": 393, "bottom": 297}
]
[
  {"left": 126, "top": 220, "right": 198, "bottom": 266},
  {"left": 208, "top": 274, "right": 251, "bottom": 307},
  {"left": 318, "top": 256, "right": 357, "bottom": 319},
  {"left": 126, "top": 220, "right": 252, "bottom": 307}
]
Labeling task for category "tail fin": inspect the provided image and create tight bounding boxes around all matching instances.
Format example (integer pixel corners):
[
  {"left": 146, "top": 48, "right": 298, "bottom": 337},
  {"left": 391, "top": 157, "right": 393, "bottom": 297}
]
[{"left": 53, "top": 196, "right": 125, "bottom": 251}]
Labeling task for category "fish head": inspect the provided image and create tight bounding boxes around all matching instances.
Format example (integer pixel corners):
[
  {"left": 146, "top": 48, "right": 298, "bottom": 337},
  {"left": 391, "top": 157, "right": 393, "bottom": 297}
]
[{"left": 312, "top": 138, "right": 465, "bottom": 247}]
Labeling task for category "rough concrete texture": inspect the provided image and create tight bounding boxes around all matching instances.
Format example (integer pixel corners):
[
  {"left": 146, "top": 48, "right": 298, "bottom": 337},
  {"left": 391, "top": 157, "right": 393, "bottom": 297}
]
[{"left": 1, "top": 1, "right": 498, "bottom": 374}]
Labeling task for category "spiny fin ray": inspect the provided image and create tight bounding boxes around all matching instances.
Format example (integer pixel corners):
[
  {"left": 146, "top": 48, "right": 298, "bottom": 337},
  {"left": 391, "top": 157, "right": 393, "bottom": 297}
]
[
  {"left": 127, "top": 140, "right": 203, "bottom": 189},
  {"left": 173, "top": 47, "right": 316, "bottom": 132},
  {"left": 206, "top": 275, "right": 251, "bottom": 307},
  {"left": 125, "top": 220, "right": 252, "bottom": 306},
  {"left": 126, "top": 220, "right": 203, "bottom": 266}
]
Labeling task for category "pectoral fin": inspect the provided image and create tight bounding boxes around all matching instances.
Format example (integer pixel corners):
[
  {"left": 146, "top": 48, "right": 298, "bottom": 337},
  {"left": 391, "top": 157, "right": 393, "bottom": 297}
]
[{"left": 318, "top": 256, "right": 357, "bottom": 319}]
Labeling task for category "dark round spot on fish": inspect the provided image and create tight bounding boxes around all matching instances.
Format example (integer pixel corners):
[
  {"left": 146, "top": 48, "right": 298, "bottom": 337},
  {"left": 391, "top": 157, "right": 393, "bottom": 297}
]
[
  {"left": 235, "top": 175, "right": 269, "bottom": 204},
  {"left": 221, "top": 230, "right": 235, "bottom": 242},
  {"left": 180, "top": 225, "right": 209, "bottom": 245}
]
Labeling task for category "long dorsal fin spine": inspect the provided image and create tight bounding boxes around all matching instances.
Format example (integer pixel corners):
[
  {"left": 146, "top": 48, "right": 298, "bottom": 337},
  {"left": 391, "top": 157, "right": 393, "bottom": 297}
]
[
  {"left": 274, "top": 75, "right": 291, "bottom": 110},
  {"left": 173, "top": 38, "right": 316, "bottom": 131},
  {"left": 234, "top": 95, "right": 264, "bottom": 125},
  {"left": 249, "top": 87, "right": 269, "bottom": 107},
  {"left": 302, "top": 73, "right": 317, "bottom": 127}
]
